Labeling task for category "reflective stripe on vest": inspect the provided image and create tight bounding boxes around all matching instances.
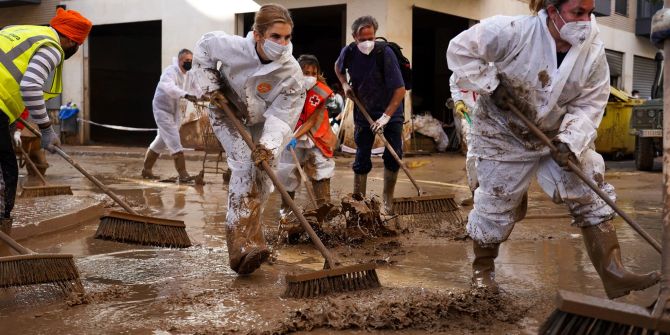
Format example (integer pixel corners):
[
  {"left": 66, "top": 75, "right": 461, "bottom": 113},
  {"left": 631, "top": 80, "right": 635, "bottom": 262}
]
[{"left": 0, "top": 25, "right": 64, "bottom": 122}]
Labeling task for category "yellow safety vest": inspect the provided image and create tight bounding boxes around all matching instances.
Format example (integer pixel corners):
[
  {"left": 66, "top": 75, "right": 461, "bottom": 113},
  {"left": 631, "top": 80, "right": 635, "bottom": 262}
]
[{"left": 0, "top": 25, "right": 64, "bottom": 122}]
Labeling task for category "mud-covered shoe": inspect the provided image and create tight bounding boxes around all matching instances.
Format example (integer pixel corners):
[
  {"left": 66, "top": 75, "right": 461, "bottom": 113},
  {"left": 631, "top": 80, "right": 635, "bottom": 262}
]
[
  {"left": 236, "top": 248, "right": 271, "bottom": 275},
  {"left": 582, "top": 222, "right": 661, "bottom": 299},
  {"left": 472, "top": 241, "right": 500, "bottom": 293}
]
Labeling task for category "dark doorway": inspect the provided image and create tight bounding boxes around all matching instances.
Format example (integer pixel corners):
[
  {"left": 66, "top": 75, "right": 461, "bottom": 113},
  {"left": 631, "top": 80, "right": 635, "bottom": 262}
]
[
  {"left": 89, "top": 20, "right": 161, "bottom": 145},
  {"left": 412, "top": 7, "right": 470, "bottom": 124},
  {"left": 242, "top": 4, "right": 346, "bottom": 89}
]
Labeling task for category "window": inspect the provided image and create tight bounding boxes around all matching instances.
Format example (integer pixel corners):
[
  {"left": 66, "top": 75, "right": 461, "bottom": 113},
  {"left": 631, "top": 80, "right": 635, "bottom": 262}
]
[{"left": 615, "top": 0, "right": 628, "bottom": 16}]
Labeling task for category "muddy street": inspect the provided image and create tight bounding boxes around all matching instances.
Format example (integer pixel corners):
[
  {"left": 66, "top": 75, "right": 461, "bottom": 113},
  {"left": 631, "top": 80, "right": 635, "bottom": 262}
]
[{"left": 0, "top": 149, "right": 663, "bottom": 334}]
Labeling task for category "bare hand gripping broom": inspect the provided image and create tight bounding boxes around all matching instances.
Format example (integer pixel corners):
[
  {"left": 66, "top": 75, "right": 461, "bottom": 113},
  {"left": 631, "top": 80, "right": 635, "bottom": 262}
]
[
  {"left": 211, "top": 77, "right": 380, "bottom": 298},
  {"left": 499, "top": 99, "right": 669, "bottom": 333},
  {"left": 18, "top": 119, "right": 191, "bottom": 248},
  {"left": 0, "top": 230, "right": 83, "bottom": 293},
  {"left": 16, "top": 144, "right": 72, "bottom": 198},
  {"left": 349, "top": 94, "right": 463, "bottom": 224}
]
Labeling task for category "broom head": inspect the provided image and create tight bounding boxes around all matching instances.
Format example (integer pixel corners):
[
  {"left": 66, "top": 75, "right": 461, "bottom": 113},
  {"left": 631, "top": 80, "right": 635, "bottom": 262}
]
[
  {"left": 284, "top": 263, "right": 381, "bottom": 298},
  {"left": 0, "top": 253, "right": 83, "bottom": 293},
  {"left": 20, "top": 185, "right": 73, "bottom": 198},
  {"left": 539, "top": 290, "right": 670, "bottom": 334},
  {"left": 95, "top": 210, "right": 191, "bottom": 248},
  {"left": 393, "top": 194, "right": 464, "bottom": 224}
]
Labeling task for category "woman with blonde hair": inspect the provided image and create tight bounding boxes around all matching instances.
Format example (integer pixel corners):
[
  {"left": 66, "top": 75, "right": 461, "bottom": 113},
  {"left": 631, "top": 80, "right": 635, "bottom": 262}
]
[{"left": 192, "top": 3, "right": 306, "bottom": 275}]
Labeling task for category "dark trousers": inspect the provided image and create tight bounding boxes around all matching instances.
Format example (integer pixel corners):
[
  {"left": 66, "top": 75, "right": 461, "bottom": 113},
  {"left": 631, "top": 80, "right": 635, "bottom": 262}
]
[
  {"left": 353, "top": 122, "right": 402, "bottom": 174},
  {"left": 0, "top": 113, "right": 17, "bottom": 218}
]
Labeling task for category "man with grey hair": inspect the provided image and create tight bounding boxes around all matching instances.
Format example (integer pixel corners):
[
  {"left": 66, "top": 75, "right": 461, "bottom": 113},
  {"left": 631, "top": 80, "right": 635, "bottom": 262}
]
[{"left": 334, "top": 15, "right": 406, "bottom": 217}]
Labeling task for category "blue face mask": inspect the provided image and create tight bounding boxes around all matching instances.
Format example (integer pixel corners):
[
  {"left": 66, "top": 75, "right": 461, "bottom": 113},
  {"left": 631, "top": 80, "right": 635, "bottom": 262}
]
[{"left": 262, "top": 38, "right": 290, "bottom": 61}]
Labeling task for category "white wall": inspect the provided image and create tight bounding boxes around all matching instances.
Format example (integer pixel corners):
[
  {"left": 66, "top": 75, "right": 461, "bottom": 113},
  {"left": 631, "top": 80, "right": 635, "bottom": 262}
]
[{"left": 58, "top": 0, "right": 258, "bottom": 142}]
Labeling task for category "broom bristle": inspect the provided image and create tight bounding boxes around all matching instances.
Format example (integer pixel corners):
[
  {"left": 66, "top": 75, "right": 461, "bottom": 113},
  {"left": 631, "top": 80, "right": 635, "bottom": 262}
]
[
  {"left": 95, "top": 211, "right": 191, "bottom": 248},
  {"left": 283, "top": 263, "right": 381, "bottom": 298},
  {"left": 393, "top": 196, "right": 464, "bottom": 224},
  {"left": 539, "top": 290, "right": 670, "bottom": 334},
  {"left": 20, "top": 185, "right": 73, "bottom": 198},
  {"left": 0, "top": 254, "right": 83, "bottom": 293}
]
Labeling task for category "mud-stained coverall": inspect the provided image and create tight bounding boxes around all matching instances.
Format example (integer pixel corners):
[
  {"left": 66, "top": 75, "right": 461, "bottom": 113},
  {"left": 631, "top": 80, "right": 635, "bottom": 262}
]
[
  {"left": 193, "top": 31, "right": 305, "bottom": 273},
  {"left": 149, "top": 58, "right": 200, "bottom": 155},
  {"left": 447, "top": 10, "right": 614, "bottom": 245},
  {"left": 449, "top": 73, "right": 478, "bottom": 192}
]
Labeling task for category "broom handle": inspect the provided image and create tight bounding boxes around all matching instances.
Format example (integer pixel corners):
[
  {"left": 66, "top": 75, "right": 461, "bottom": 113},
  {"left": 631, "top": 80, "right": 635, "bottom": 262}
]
[
  {"left": 211, "top": 99, "right": 337, "bottom": 269},
  {"left": 505, "top": 102, "right": 662, "bottom": 254},
  {"left": 17, "top": 119, "right": 139, "bottom": 215},
  {"left": 0, "top": 230, "right": 32, "bottom": 255},
  {"left": 16, "top": 145, "right": 48, "bottom": 185},
  {"left": 350, "top": 94, "right": 423, "bottom": 196},
  {"left": 290, "top": 147, "right": 318, "bottom": 209}
]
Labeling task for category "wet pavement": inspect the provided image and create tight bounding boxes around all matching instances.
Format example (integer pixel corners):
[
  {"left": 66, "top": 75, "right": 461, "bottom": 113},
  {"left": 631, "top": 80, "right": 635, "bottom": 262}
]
[{"left": 0, "top": 149, "right": 664, "bottom": 334}]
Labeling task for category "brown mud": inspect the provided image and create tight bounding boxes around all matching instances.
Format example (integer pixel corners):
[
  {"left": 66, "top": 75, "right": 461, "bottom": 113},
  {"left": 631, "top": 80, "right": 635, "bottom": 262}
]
[{"left": 0, "top": 153, "right": 663, "bottom": 334}]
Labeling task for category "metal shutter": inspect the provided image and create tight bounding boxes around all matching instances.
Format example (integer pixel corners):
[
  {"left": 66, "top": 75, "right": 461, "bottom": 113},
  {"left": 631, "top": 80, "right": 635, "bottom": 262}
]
[
  {"left": 633, "top": 55, "right": 656, "bottom": 99},
  {"left": 605, "top": 49, "right": 623, "bottom": 88}
]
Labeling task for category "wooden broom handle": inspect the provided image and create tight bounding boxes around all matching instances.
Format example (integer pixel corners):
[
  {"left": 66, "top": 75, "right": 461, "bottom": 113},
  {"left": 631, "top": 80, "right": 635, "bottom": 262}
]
[
  {"left": 289, "top": 147, "right": 318, "bottom": 209},
  {"left": 211, "top": 98, "right": 337, "bottom": 269},
  {"left": 17, "top": 119, "right": 138, "bottom": 215},
  {"left": 16, "top": 145, "right": 48, "bottom": 185},
  {"left": 0, "top": 230, "right": 32, "bottom": 255},
  {"left": 504, "top": 101, "right": 662, "bottom": 254},
  {"left": 349, "top": 94, "right": 423, "bottom": 196}
]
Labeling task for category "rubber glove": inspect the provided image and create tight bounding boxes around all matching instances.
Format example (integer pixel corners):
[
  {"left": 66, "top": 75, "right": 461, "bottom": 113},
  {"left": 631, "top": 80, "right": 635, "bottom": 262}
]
[
  {"left": 39, "top": 126, "right": 60, "bottom": 153},
  {"left": 13, "top": 130, "right": 21, "bottom": 147},
  {"left": 371, "top": 113, "right": 391, "bottom": 133},
  {"left": 286, "top": 137, "right": 297, "bottom": 151}
]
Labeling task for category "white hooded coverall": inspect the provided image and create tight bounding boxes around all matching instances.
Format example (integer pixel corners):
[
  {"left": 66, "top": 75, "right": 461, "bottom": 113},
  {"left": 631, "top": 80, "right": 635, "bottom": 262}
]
[
  {"left": 193, "top": 31, "right": 305, "bottom": 232},
  {"left": 449, "top": 73, "right": 478, "bottom": 192},
  {"left": 149, "top": 59, "right": 200, "bottom": 155},
  {"left": 447, "top": 10, "right": 615, "bottom": 245}
]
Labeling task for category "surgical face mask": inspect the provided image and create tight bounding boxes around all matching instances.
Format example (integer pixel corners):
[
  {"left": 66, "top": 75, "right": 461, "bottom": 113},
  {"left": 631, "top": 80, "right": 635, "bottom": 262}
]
[
  {"left": 63, "top": 44, "right": 79, "bottom": 60},
  {"left": 262, "top": 38, "right": 290, "bottom": 61},
  {"left": 552, "top": 12, "right": 591, "bottom": 46},
  {"left": 357, "top": 40, "right": 375, "bottom": 55},
  {"left": 182, "top": 61, "right": 192, "bottom": 71},
  {"left": 304, "top": 76, "right": 317, "bottom": 89}
]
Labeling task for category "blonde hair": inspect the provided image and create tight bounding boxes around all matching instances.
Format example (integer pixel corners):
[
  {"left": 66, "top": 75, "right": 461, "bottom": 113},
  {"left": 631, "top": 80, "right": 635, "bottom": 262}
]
[
  {"left": 528, "top": 0, "right": 568, "bottom": 14},
  {"left": 252, "top": 3, "right": 294, "bottom": 35}
]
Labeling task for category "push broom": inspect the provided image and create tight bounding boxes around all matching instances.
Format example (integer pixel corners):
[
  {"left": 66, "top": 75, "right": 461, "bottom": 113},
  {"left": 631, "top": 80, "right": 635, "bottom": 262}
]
[
  {"left": 350, "top": 94, "right": 463, "bottom": 224},
  {"left": 17, "top": 119, "right": 191, "bottom": 248},
  {"left": 499, "top": 99, "right": 668, "bottom": 333},
  {"left": 0, "top": 230, "right": 83, "bottom": 293},
  {"left": 17, "top": 144, "right": 73, "bottom": 198},
  {"left": 211, "top": 80, "right": 380, "bottom": 298}
]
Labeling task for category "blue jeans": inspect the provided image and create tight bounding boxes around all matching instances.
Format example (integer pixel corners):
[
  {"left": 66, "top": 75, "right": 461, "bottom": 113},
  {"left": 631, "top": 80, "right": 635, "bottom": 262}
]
[{"left": 353, "top": 122, "right": 402, "bottom": 174}]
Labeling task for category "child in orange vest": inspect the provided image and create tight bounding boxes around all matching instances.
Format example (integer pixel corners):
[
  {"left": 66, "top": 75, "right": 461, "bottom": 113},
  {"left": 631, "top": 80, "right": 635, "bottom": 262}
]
[{"left": 277, "top": 54, "right": 337, "bottom": 215}]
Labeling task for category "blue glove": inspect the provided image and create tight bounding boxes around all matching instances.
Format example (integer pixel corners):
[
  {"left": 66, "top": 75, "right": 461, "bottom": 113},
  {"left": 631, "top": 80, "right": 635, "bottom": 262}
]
[{"left": 286, "top": 137, "right": 297, "bottom": 150}]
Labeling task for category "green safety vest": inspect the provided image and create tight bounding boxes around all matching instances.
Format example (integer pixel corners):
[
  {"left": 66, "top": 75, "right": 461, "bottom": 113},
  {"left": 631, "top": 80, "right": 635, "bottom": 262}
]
[{"left": 0, "top": 25, "right": 64, "bottom": 123}]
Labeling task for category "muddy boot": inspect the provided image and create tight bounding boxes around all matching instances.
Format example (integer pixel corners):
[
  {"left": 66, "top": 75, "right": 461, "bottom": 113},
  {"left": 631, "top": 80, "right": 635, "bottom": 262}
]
[
  {"left": 353, "top": 173, "right": 367, "bottom": 198},
  {"left": 472, "top": 241, "right": 500, "bottom": 293},
  {"left": 382, "top": 169, "right": 398, "bottom": 215},
  {"left": 582, "top": 221, "right": 661, "bottom": 299},
  {"left": 173, "top": 151, "right": 194, "bottom": 182},
  {"left": 141, "top": 149, "right": 161, "bottom": 179},
  {"left": 312, "top": 178, "right": 331, "bottom": 206},
  {"left": 225, "top": 205, "right": 270, "bottom": 275}
]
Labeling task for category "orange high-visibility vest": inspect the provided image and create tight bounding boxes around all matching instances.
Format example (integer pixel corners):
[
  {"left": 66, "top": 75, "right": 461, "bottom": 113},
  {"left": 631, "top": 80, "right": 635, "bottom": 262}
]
[{"left": 296, "top": 81, "right": 336, "bottom": 157}]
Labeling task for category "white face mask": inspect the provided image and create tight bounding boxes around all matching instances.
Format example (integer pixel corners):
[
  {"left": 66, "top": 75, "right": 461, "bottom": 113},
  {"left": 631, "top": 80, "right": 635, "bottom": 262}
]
[
  {"left": 262, "top": 38, "right": 290, "bottom": 61},
  {"left": 552, "top": 12, "right": 591, "bottom": 46},
  {"left": 303, "top": 76, "right": 317, "bottom": 89},
  {"left": 357, "top": 40, "right": 375, "bottom": 55}
]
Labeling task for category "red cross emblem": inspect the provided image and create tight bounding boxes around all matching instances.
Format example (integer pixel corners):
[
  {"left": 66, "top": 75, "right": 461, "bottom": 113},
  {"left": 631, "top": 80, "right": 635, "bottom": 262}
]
[{"left": 309, "top": 95, "right": 321, "bottom": 106}]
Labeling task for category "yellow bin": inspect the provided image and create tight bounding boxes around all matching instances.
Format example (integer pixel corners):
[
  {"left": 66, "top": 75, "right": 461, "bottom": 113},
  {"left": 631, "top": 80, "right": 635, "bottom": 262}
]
[{"left": 594, "top": 87, "right": 645, "bottom": 157}]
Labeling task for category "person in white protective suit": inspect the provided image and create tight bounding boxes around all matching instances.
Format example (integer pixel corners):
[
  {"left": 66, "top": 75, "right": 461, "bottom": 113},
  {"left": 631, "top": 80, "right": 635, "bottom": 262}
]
[
  {"left": 449, "top": 73, "right": 478, "bottom": 205},
  {"left": 446, "top": 0, "right": 659, "bottom": 298},
  {"left": 141, "top": 49, "right": 201, "bottom": 182},
  {"left": 277, "top": 54, "right": 336, "bottom": 216},
  {"left": 192, "top": 4, "right": 306, "bottom": 275}
]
